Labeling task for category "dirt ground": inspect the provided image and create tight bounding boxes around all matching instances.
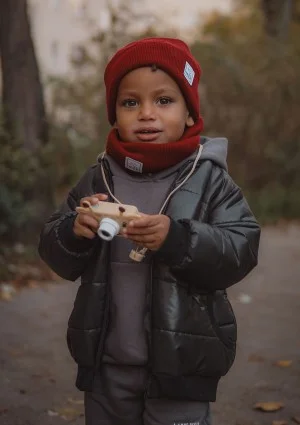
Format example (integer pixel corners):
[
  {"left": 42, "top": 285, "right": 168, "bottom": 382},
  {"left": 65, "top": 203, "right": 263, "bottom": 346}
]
[{"left": 0, "top": 225, "right": 300, "bottom": 425}]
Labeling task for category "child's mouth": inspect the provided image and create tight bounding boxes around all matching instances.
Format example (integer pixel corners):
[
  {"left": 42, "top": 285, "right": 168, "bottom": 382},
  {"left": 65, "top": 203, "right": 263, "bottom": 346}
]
[{"left": 135, "top": 128, "right": 162, "bottom": 142}]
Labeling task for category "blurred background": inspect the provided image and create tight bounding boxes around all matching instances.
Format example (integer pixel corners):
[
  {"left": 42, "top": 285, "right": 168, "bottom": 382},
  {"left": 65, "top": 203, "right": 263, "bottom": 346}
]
[
  {"left": 0, "top": 1, "right": 300, "bottom": 424},
  {"left": 0, "top": 0, "right": 300, "bottom": 270}
]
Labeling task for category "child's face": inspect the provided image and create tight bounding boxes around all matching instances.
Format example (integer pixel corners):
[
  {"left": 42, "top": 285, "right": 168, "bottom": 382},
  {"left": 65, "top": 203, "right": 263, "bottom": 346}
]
[{"left": 115, "top": 67, "right": 194, "bottom": 144}]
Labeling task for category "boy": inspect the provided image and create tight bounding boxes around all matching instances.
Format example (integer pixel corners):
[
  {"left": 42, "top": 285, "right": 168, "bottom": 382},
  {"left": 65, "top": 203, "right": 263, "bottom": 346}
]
[{"left": 39, "top": 38, "right": 260, "bottom": 425}]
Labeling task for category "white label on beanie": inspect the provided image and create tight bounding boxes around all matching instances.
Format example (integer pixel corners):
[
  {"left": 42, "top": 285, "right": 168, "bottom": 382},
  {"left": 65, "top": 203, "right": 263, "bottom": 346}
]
[
  {"left": 184, "top": 61, "right": 195, "bottom": 86},
  {"left": 125, "top": 157, "right": 143, "bottom": 173}
]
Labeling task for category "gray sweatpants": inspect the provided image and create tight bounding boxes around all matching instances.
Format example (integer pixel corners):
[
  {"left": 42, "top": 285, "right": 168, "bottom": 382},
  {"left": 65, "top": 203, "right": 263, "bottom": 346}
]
[{"left": 84, "top": 364, "right": 211, "bottom": 425}]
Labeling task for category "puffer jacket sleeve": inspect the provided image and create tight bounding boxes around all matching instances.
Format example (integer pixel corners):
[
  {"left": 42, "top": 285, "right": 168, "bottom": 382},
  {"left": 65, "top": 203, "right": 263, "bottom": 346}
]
[
  {"left": 38, "top": 166, "right": 101, "bottom": 281},
  {"left": 157, "top": 168, "right": 261, "bottom": 291}
]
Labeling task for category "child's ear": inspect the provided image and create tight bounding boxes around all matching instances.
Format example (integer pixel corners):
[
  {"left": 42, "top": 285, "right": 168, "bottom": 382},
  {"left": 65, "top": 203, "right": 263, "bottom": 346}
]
[{"left": 186, "top": 114, "right": 195, "bottom": 127}]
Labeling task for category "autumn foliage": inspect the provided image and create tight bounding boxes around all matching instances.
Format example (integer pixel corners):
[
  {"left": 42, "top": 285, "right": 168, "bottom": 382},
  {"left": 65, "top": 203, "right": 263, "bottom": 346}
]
[
  {"left": 47, "top": 1, "right": 300, "bottom": 223},
  {"left": 191, "top": 0, "right": 300, "bottom": 221}
]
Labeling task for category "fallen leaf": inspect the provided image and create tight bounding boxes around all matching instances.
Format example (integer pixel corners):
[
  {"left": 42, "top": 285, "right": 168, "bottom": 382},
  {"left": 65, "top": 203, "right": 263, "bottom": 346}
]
[
  {"left": 56, "top": 406, "right": 84, "bottom": 421},
  {"left": 292, "top": 417, "right": 300, "bottom": 424},
  {"left": 272, "top": 421, "right": 288, "bottom": 425},
  {"left": 254, "top": 402, "right": 284, "bottom": 412},
  {"left": 0, "top": 408, "right": 9, "bottom": 415},
  {"left": 67, "top": 397, "right": 84, "bottom": 405},
  {"left": 274, "top": 360, "right": 293, "bottom": 368},
  {"left": 47, "top": 410, "right": 59, "bottom": 417},
  {"left": 254, "top": 380, "right": 272, "bottom": 390},
  {"left": 0, "top": 283, "right": 17, "bottom": 301},
  {"left": 0, "top": 292, "right": 12, "bottom": 301}
]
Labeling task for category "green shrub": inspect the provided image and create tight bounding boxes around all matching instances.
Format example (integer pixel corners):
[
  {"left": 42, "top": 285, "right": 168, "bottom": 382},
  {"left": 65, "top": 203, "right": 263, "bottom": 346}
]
[
  {"left": 0, "top": 118, "right": 51, "bottom": 243},
  {"left": 245, "top": 186, "right": 300, "bottom": 224}
]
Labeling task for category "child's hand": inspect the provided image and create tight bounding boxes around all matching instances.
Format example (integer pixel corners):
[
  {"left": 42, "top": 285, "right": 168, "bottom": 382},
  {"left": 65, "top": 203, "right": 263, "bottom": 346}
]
[
  {"left": 123, "top": 214, "right": 170, "bottom": 251},
  {"left": 74, "top": 193, "right": 108, "bottom": 239}
]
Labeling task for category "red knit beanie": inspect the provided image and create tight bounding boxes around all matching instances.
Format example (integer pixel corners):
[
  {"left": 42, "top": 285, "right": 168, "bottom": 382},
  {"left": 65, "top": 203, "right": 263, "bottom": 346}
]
[{"left": 104, "top": 37, "right": 202, "bottom": 125}]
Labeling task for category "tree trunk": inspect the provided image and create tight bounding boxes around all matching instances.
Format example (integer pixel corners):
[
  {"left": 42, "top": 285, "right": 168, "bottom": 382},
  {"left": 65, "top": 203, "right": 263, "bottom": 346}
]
[
  {"left": 261, "top": 0, "right": 292, "bottom": 38},
  {"left": 0, "top": 0, "right": 54, "bottom": 242},
  {"left": 0, "top": 0, "right": 48, "bottom": 150}
]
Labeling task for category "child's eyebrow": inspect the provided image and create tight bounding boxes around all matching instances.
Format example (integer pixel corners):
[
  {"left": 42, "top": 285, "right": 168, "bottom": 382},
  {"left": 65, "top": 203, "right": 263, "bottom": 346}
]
[
  {"left": 117, "top": 90, "right": 139, "bottom": 97},
  {"left": 152, "top": 87, "right": 179, "bottom": 96}
]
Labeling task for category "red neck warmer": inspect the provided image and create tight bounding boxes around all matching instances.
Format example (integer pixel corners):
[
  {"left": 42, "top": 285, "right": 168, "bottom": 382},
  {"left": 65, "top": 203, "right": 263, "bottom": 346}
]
[{"left": 106, "top": 120, "right": 203, "bottom": 174}]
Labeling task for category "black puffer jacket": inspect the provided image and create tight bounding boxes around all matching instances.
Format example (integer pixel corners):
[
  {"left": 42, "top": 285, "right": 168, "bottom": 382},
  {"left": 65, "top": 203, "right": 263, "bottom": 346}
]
[{"left": 39, "top": 139, "right": 260, "bottom": 402}]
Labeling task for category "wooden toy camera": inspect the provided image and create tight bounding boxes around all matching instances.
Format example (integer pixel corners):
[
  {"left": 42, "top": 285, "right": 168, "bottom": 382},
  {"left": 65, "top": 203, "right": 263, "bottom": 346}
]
[{"left": 76, "top": 201, "right": 141, "bottom": 241}]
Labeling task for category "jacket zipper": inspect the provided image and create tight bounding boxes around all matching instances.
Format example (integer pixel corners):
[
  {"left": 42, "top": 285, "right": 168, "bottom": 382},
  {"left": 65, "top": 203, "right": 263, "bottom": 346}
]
[{"left": 144, "top": 160, "right": 198, "bottom": 398}]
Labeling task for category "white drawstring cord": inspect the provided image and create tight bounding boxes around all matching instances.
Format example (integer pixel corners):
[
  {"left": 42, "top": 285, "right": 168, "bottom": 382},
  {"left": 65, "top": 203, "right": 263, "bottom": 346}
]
[
  {"left": 99, "top": 144, "right": 203, "bottom": 261},
  {"left": 157, "top": 144, "right": 203, "bottom": 215},
  {"left": 100, "top": 152, "right": 123, "bottom": 204}
]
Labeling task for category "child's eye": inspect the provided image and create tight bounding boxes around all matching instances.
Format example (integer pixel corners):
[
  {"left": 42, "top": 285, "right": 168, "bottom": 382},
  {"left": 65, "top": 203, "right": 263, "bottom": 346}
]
[
  {"left": 121, "top": 99, "right": 138, "bottom": 107},
  {"left": 157, "top": 97, "right": 173, "bottom": 105}
]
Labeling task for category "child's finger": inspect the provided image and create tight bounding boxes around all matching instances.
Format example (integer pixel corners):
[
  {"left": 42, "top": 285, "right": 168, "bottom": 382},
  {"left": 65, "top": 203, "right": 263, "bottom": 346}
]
[
  {"left": 74, "top": 220, "right": 97, "bottom": 239},
  {"left": 80, "top": 193, "right": 107, "bottom": 207},
  {"left": 79, "top": 226, "right": 97, "bottom": 239},
  {"left": 79, "top": 214, "right": 99, "bottom": 232},
  {"left": 128, "top": 215, "right": 157, "bottom": 228},
  {"left": 124, "top": 227, "right": 158, "bottom": 237},
  {"left": 94, "top": 193, "right": 108, "bottom": 202}
]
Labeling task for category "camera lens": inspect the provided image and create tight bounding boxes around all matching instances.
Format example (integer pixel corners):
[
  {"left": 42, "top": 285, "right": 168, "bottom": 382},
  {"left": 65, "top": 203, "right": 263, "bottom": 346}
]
[{"left": 98, "top": 218, "right": 120, "bottom": 241}]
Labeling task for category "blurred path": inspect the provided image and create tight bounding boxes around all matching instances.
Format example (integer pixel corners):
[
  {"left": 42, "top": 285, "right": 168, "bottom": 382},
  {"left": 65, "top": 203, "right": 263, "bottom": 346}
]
[{"left": 1, "top": 225, "right": 300, "bottom": 425}]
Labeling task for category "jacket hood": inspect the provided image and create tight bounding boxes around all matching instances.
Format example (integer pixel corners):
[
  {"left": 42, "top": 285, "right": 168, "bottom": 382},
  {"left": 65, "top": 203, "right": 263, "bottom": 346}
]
[{"left": 200, "top": 136, "right": 228, "bottom": 171}]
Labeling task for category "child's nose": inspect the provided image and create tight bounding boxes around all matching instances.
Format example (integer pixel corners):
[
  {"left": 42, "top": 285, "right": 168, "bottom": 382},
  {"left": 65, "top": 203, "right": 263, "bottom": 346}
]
[{"left": 138, "top": 102, "right": 155, "bottom": 120}]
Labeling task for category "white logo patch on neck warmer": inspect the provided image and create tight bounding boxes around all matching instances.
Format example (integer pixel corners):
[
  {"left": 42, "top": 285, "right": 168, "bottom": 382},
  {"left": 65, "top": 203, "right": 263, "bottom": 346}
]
[{"left": 125, "top": 157, "right": 143, "bottom": 173}]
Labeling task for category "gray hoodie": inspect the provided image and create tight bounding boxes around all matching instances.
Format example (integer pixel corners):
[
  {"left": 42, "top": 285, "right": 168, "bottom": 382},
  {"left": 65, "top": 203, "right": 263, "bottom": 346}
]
[{"left": 102, "top": 136, "right": 228, "bottom": 365}]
